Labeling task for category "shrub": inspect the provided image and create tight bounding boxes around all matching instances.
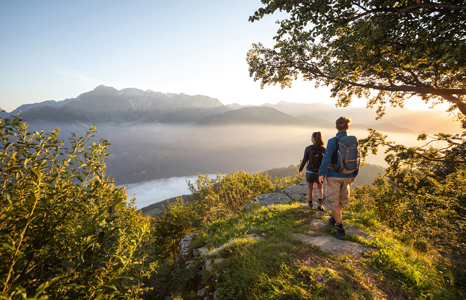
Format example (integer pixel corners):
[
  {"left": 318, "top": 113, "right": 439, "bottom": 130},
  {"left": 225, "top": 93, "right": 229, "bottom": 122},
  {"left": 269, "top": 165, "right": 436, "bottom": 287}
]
[
  {"left": 353, "top": 124, "right": 466, "bottom": 257},
  {"left": 150, "top": 171, "right": 303, "bottom": 260},
  {"left": 0, "top": 115, "right": 150, "bottom": 299}
]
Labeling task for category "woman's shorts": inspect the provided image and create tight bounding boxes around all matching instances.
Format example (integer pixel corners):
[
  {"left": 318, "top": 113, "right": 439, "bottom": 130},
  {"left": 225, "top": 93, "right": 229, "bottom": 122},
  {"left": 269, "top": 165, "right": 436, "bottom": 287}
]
[{"left": 306, "top": 172, "right": 319, "bottom": 184}]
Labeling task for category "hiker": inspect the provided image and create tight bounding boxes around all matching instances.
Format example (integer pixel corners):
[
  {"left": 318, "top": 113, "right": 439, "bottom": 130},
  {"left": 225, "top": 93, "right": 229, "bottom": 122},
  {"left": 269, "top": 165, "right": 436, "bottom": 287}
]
[
  {"left": 318, "top": 117, "right": 359, "bottom": 240},
  {"left": 299, "top": 131, "right": 325, "bottom": 211}
]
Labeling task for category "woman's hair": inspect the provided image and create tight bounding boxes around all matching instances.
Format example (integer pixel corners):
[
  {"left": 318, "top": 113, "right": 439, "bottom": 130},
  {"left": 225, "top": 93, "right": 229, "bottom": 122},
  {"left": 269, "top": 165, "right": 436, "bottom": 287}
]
[{"left": 312, "top": 131, "right": 324, "bottom": 148}]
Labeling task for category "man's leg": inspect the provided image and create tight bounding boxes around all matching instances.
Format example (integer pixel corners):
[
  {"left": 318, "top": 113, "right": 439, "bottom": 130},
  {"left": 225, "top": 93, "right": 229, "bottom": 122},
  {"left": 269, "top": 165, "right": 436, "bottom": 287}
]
[
  {"left": 331, "top": 204, "right": 343, "bottom": 223},
  {"left": 334, "top": 178, "right": 351, "bottom": 239},
  {"left": 326, "top": 177, "right": 339, "bottom": 225}
]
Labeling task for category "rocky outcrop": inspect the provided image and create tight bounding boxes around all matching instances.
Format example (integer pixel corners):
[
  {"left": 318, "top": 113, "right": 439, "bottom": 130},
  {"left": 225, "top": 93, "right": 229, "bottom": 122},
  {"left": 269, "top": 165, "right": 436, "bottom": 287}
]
[{"left": 253, "top": 180, "right": 330, "bottom": 210}]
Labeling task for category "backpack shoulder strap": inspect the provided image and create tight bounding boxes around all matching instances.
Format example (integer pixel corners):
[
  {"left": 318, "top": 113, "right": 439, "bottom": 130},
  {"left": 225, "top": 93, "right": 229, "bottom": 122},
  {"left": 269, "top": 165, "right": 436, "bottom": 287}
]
[{"left": 331, "top": 136, "right": 342, "bottom": 162}]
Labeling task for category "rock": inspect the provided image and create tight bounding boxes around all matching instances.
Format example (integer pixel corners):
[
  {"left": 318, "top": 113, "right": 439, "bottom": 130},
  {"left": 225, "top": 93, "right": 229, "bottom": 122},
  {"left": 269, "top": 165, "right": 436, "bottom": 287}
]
[
  {"left": 345, "top": 225, "right": 375, "bottom": 240},
  {"left": 292, "top": 233, "right": 374, "bottom": 256},
  {"left": 207, "top": 235, "right": 262, "bottom": 257},
  {"left": 185, "top": 260, "right": 196, "bottom": 269},
  {"left": 197, "top": 288, "right": 206, "bottom": 297},
  {"left": 194, "top": 247, "right": 208, "bottom": 257},
  {"left": 256, "top": 193, "right": 291, "bottom": 207},
  {"left": 246, "top": 233, "right": 261, "bottom": 241},
  {"left": 213, "top": 289, "right": 218, "bottom": 300},
  {"left": 310, "top": 219, "right": 329, "bottom": 229},
  {"left": 316, "top": 274, "right": 328, "bottom": 284},
  {"left": 205, "top": 258, "right": 225, "bottom": 271},
  {"left": 280, "top": 184, "right": 308, "bottom": 201},
  {"left": 314, "top": 211, "right": 325, "bottom": 216},
  {"left": 179, "top": 233, "right": 198, "bottom": 260}
]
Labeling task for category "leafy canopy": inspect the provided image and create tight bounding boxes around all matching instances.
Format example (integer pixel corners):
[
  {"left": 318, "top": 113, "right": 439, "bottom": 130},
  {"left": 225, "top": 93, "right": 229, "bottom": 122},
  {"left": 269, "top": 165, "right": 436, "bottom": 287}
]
[{"left": 247, "top": 0, "right": 466, "bottom": 118}]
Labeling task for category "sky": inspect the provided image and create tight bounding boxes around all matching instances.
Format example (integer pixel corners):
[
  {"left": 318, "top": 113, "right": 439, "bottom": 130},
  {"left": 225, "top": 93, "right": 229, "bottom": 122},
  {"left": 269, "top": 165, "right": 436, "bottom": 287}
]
[{"left": 0, "top": 0, "right": 447, "bottom": 113}]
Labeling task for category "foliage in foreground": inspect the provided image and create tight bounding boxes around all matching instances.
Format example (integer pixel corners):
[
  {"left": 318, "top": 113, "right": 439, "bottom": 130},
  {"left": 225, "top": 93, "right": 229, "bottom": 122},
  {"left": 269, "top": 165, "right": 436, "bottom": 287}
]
[
  {"left": 356, "top": 124, "right": 466, "bottom": 258},
  {"left": 0, "top": 116, "right": 151, "bottom": 299}
]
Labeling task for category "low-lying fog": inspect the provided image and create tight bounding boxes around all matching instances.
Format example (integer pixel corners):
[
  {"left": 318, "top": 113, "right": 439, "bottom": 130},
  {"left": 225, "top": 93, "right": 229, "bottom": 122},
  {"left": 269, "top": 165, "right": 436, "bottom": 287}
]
[
  {"left": 120, "top": 174, "right": 217, "bottom": 209},
  {"left": 22, "top": 121, "right": 451, "bottom": 209},
  {"left": 103, "top": 123, "right": 436, "bottom": 208}
]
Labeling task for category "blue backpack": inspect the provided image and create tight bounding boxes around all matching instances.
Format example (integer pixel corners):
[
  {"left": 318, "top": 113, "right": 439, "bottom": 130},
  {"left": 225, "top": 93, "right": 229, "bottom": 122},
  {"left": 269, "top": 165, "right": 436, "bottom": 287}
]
[{"left": 329, "top": 135, "right": 360, "bottom": 174}]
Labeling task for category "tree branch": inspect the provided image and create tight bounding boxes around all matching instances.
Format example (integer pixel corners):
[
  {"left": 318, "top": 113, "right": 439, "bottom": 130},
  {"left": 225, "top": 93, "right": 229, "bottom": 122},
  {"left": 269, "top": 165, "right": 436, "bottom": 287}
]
[{"left": 341, "top": 3, "right": 466, "bottom": 24}]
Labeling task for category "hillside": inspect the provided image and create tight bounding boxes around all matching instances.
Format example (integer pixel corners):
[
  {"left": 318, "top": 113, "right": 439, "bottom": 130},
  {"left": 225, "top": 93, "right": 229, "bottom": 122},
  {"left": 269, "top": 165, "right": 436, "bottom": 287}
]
[
  {"left": 261, "top": 101, "right": 461, "bottom": 134},
  {"left": 195, "top": 106, "right": 308, "bottom": 127},
  {"left": 144, "top": 177, "right": 465, "bottom": 300},
  {"left": 296, "top": 115, "right": 414, "bottom": 134}
]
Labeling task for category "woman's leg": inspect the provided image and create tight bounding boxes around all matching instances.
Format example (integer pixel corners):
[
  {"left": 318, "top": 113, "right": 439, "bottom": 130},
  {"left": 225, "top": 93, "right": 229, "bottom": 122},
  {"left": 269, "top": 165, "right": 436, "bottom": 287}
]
[
  {"left": 307, "top": 182, "right": 314, "bottom": 208},
  {"left": 316, "top": 182, "right": 324, "bottom": 210},
  {"left": 316, "top": 182, "right": 323, "bottom": 199}
]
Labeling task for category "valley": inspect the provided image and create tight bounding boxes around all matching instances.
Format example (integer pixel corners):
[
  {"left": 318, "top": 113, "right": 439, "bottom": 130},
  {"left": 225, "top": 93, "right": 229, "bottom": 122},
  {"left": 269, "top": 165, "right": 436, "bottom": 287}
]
[{"left": 3, "top": 85, "right": 462, "bottom": 193}]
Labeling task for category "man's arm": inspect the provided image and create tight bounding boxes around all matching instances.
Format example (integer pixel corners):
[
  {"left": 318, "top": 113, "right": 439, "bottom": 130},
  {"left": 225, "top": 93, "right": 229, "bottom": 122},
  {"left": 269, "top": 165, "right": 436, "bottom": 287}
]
[{"left": 318, "top": 138, "right": 334, "bottom": 177}]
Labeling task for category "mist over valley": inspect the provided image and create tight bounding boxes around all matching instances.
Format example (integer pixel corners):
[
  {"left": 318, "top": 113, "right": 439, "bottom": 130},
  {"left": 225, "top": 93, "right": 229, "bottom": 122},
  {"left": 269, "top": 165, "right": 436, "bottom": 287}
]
[{"left": 4, "top": 85, "right": 463, "bottom": 207}]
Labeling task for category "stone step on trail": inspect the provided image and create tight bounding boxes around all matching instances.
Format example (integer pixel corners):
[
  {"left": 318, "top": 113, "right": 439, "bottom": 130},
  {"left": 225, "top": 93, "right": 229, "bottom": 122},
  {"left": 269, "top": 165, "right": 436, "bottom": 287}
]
[
  {"left": 295, "top": 218, "right": 376, "bottom": 256},
  {"left": 280, "top": 180, "right": 330, "bottom": 209},
  {"left": 292, "top": 233, "right": 373, "bottom": 257},
  {"left": 310, "top": 219, "right": 376, "bottom": 240}
]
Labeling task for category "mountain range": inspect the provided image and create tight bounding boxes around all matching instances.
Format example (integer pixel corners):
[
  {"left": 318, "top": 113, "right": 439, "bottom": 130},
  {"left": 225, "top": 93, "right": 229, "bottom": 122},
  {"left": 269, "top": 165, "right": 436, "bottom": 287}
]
[
  {"left": 1, "top": 85, "right": 230, "bottom": 126},
  {"left": 3, "top": 85, "right": 461, "bottom": 134},
  {"left": 3, "top": 85, "right": 463, "bottom": 185}
]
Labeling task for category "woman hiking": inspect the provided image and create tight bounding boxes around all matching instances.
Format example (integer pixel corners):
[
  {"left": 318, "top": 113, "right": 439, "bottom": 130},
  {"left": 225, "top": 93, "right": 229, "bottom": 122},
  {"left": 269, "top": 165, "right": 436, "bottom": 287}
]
[{"left": 299, "top": 131, "right": 325, "bottom": 210}]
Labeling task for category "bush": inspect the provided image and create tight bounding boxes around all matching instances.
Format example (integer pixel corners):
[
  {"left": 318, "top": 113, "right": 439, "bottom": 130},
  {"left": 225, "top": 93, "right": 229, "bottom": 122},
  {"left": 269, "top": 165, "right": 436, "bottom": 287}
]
[
  {"left": 150, "top": 171, "right": 303, "bottom": 260},
  {"left": 353, "top": 125, "right": 466, "bottom": 257},
  {"left": 0, "top": 115, "right": 150, "bottom": 299}
]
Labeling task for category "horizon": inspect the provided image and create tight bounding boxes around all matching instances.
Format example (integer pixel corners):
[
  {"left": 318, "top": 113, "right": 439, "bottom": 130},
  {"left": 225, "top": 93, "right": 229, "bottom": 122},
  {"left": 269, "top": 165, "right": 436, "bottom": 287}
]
[
  {"left": 0, "top": 84, "right": 450, "bottom": 114},
  {"left": 0, "top": 1, "right": 450, "bottom": 114}
]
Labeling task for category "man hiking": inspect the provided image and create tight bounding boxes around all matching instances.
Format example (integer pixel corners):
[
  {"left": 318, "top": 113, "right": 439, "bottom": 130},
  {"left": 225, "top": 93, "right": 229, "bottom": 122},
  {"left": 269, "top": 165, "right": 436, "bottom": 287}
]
[{"left": 318, "top": 117, "right": 359, "bottom": 240}]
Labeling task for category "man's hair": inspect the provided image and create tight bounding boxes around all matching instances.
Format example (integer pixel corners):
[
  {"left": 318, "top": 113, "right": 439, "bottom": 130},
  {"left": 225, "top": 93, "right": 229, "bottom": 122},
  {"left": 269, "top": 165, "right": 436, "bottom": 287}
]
[{"left": 336, "top": 116, "right": 352, "bottom": 131}]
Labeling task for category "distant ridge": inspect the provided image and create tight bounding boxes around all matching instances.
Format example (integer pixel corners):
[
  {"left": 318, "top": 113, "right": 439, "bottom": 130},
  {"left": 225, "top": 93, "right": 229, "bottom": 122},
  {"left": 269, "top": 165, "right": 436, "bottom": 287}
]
[
  {"left": 195, "top": 107, "right": 308, "bottom": 127},
  {"left": 10, "top": 85, "right": 230, "bottom": 125}
]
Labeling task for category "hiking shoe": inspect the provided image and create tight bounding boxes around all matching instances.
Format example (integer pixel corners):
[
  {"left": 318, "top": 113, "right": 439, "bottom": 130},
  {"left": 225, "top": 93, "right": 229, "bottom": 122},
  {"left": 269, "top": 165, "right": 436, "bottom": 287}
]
[
  {"left": 317, "top": 200, "right": 324, "bottom": 211},
  {"left": 329, "top": 216, "right": 336, "bottom": 226},
  {"left": 308, "top": 201, "right": 313, "bottom": 209},
  {"left": 335, "top": 229, "right": 346, "bottom": 240}
]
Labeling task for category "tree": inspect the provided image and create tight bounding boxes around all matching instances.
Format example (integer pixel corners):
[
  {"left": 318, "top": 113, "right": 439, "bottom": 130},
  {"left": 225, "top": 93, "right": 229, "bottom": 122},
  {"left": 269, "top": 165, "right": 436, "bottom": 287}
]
[
  {"left": 355, "top": 127, "right": 466, "bottom": 256},
  {"left": 247, "top": 0, "right": 466, "bottom": 118},
  {"left": 0, "top": 115, "right": 151, "bottom": 299}
]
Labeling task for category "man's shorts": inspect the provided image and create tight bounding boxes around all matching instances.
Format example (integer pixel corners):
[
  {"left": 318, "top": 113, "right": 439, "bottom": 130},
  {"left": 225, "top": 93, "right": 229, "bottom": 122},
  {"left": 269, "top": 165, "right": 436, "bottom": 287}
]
[
  {"left": 326, "top": 177, "right": 352, "bottom": 206},
  {"left": 306, "top": 172, "right": 320, "bottom": 184}
]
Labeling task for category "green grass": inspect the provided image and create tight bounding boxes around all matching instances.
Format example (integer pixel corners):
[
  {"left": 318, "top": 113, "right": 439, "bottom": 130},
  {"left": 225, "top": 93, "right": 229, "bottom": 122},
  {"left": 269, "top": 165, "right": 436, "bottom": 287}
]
[
  {"left": 147, "top": 202, "right": 465, "bottom": 299},
  {"left": 142, "top": 207, "right": 161, "bottom": 216}
]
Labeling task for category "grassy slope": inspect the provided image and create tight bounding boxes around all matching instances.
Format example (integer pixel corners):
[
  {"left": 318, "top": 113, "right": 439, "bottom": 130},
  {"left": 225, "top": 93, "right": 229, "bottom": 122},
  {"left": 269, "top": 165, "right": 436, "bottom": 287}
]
[{"left": 148, "top": 202, "right": 465, "bottom": 300}]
